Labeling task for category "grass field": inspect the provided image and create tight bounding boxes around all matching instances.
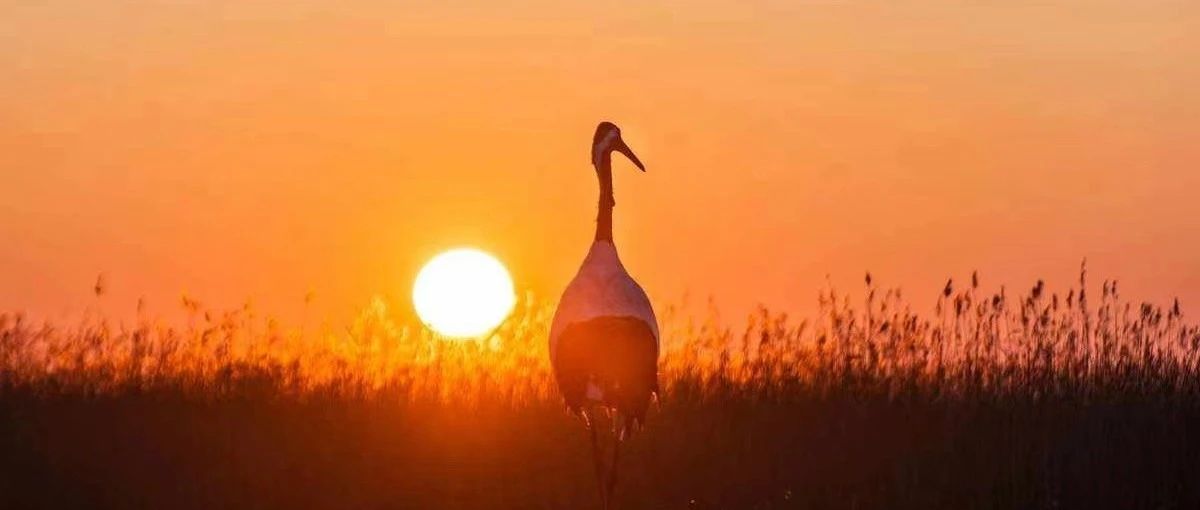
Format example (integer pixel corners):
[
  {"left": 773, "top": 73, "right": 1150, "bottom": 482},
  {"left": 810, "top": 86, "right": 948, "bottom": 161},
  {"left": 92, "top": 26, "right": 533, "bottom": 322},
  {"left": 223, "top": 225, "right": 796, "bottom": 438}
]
[{"left": 3, "top": 264, "right": 1199, "bottom": 509}]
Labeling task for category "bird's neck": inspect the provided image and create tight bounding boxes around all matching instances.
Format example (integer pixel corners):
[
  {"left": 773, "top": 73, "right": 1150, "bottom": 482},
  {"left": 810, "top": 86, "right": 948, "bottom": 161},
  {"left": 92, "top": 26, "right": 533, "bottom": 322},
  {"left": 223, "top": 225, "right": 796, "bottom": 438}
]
[{"left": 594, "top": 152, "right": 615, "bottom": 243}]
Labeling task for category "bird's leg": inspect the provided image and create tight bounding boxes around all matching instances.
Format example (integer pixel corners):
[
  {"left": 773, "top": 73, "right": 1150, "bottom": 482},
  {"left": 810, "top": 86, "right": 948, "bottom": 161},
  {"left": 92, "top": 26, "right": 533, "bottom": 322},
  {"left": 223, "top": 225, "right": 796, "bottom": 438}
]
[
  {"left": 605, "top": 423, "right": 623, "bottom": 509},
  {"left": 586, "top": 411, "right": 609, "bottom": 510}
]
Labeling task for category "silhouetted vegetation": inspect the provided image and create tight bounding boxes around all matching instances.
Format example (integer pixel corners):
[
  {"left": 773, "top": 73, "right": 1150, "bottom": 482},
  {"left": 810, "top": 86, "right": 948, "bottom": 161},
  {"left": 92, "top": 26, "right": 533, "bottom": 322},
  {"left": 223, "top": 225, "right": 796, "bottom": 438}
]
[{"left": 2, "top": 262, "right": 1199, "bottom": 508}]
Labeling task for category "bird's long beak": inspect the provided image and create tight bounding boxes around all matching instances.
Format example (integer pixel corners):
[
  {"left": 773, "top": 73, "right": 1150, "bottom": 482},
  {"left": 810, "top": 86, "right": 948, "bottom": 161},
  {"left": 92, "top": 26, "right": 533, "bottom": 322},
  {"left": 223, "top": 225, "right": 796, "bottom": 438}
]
[{"left": 615, "top": 138, "right": 646, "bottom": 172}]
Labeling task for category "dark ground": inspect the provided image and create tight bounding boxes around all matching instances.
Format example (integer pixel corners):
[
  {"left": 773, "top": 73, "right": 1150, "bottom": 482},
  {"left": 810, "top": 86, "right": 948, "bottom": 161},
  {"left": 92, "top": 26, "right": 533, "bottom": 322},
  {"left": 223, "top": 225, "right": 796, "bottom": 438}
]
[{"left": 2, "top": 382, "right": 1198, "bottom": 509}]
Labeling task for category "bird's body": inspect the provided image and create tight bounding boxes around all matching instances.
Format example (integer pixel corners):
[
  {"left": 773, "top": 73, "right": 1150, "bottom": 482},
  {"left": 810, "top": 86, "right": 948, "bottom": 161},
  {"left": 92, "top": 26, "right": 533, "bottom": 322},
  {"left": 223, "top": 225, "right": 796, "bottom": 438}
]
[
  {"left": 549, "top": 121, "right": 658, "bottom": 508},
  {"left": 550, "top": 240, "right": 659, "bottom": 430}
]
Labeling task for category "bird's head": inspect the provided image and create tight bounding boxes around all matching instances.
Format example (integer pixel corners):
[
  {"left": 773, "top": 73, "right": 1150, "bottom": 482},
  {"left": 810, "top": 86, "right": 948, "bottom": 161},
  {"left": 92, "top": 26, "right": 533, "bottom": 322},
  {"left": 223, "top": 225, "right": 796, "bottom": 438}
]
[{"left": 591, "top": 121, "right": 645, "bottom": 172}]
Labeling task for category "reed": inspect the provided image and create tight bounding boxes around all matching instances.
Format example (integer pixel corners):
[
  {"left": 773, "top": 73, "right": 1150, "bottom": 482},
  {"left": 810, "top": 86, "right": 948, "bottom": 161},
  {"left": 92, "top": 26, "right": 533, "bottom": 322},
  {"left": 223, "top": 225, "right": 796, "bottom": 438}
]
[
  {"left": 2, "top": 263, "right": 1198, "bottom": 508},
  {"left": 3, "top": 262, "right": 1197, "bottom": 403}
]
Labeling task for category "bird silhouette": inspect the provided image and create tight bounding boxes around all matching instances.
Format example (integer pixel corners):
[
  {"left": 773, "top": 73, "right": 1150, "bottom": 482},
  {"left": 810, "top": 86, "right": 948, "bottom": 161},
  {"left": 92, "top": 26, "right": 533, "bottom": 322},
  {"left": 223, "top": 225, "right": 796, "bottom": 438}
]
[{"left": 549, "top": 121, "right": 659, "bottom": 509}]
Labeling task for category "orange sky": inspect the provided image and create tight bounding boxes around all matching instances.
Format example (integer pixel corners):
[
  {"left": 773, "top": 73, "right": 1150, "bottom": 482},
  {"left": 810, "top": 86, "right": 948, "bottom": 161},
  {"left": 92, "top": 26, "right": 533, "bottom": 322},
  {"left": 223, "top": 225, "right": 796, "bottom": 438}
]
[{"left": 2, "top": 1, "right": 1198, "bottom": 324}]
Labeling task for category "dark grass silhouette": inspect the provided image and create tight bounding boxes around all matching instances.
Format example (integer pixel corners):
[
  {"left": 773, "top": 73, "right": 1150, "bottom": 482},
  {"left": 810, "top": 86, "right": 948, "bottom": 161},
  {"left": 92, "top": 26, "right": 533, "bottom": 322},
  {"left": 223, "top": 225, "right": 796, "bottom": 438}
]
[{"left": 3, "top": 264, "right": 1199, "bottom": 509}]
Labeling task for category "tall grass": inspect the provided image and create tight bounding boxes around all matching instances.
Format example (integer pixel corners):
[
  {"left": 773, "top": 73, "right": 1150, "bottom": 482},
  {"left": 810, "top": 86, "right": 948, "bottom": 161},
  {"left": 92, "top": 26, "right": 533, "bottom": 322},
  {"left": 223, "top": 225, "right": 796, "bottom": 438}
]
[
  {"left": 4, "top": 262, "right": 1197, "bottom": 401},
  {"left": 2, "top": 262, "right": 1199, "bottom": 508}
]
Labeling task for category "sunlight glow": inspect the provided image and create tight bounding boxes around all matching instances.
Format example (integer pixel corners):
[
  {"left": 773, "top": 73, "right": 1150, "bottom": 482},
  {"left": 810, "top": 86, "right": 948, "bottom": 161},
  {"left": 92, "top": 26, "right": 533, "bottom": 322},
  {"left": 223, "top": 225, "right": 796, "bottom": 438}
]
[{"left": 413, "top": 248, "right": 515, "bottom": 338}]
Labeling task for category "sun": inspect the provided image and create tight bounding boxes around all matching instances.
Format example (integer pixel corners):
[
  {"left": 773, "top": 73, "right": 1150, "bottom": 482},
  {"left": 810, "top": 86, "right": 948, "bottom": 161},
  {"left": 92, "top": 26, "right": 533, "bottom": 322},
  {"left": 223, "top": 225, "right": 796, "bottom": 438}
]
[{"left": 412, "top": 248, "right": 516, "bottom": 338}]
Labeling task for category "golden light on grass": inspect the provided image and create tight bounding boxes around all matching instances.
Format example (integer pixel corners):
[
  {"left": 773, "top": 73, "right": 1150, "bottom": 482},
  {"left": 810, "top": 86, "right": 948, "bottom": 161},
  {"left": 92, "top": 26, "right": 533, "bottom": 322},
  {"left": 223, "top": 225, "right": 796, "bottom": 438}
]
[{"left": 412, "top": 248, "right": 516, "bottom": 338}]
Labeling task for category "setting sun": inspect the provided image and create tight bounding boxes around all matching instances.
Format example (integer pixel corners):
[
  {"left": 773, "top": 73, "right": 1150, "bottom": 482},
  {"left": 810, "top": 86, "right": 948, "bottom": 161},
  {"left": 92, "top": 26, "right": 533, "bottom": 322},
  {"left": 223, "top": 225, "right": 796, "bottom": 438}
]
[{"left": 412, "top": 248, "right": 515, "bottom": 338}]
